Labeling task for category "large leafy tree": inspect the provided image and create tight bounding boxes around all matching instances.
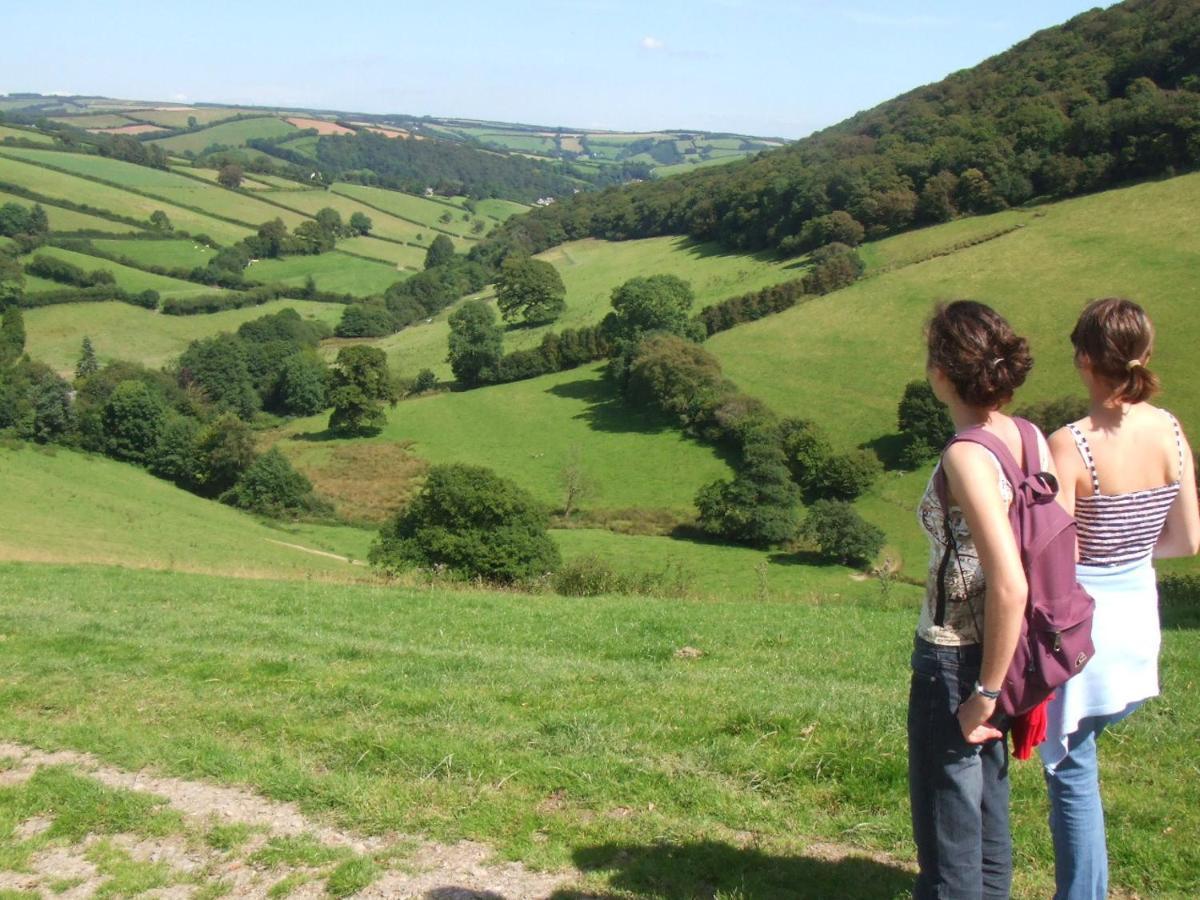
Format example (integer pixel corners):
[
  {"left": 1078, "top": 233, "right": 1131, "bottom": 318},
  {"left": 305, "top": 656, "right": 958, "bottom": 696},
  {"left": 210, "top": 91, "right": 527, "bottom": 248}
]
[
  {"left": 177, "top": 334, "right": 259, "bottom": 419},
  {"left": 424, "top": 234, "right": 456, "bottom": 269},
  {"left": 602, "top": 275, "right": 702, "bottom": 344},
  {"left": 0, "top": 302, "right": 25, "bottom": 365},
  {"left": 327, "top": 345, "right": 395, "bottom": 435},
  {"left": 495, "top": 255, "right": 566, "bottom": 325},
  {"left": 101, "top": 380, "right": 167, "bottom": 464},
  {"left": 447, "top": 300, "right": 502, "bottom": 386},
  {"left": 696, "top": 439, "right": 801, "bottom": 547},
  {"left": 370, "top": 463, "right": 560, "bottom": 583}
]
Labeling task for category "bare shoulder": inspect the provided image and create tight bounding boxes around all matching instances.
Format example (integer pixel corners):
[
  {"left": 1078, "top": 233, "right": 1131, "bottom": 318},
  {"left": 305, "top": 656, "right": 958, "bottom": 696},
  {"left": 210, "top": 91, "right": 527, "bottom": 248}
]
[
  {"left": 942, "top": 440, "right": 1000, "bottom": 479},
  {"left": 1048, "top": 426, "right": 1080, "bottom": 458}
]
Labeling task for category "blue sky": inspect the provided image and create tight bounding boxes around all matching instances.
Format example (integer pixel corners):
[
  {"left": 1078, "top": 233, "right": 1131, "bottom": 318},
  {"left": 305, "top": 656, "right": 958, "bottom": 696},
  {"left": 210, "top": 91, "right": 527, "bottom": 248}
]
[{"left": 2, "top": 1, "right": 1114, "bottom": 138}]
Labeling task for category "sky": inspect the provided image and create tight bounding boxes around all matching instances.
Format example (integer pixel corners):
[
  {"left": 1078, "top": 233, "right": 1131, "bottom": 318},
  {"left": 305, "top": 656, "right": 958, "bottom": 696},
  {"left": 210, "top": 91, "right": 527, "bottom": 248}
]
[{"left": 1, "top": 1, "right": 1116, "bottom": 139}]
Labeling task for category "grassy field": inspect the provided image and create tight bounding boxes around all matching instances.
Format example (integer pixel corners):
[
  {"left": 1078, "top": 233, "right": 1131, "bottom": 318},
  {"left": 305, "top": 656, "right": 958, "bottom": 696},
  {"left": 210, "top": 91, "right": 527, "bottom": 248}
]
[
  {"left": 0, "top": 189, "right": 142, "bottom": 235},
  {"left": 0, "top": 445, "right": 362, "bottom": 580},
  {"left": 0, "top": 560, "right": 1195, "bottom": 897},
  {"left": 90, "top": 237, "right": 215, "bottom": 269},
  {"left": 0, "top": 124, "right": 56, "bottom": 144},
  {"left": 361, "top": 235, "right": 800, "bottom": 379},
  {"left": 48, "top": 113, "right": 136, "bottom": 129},
  {"left": 0, "top": 154, "right": 251, "bottom": 244},
  {"left": 26, "top": 245, "right": 213, "bottom": 298},
  {"left": 22, "top": 299, "right": 346, "bottom": 375},
  {"left": 246, "top": 251, "right": 403, "bottom": 296},
  {"left": 148, "top": 116, "right": 296, "bottom": 154},
  {"left": 331, "top": 184, "right": 482, "bottom": 238},
  {"left": 261, "top": 187, "right": 442, "bottom": 247},
  {"left": 274, "top": 363, "right": 734, "bottom": 517},
  {"left": 0, "top": 147, "right": 308, "bottom": 231},
  {"left": 476, "top": 197, "right": 531, "bottom": 221},
  {"left": 131, "top": 107, "right": 262, "bottom": 128},
  {"left": 338, "top": 234, "right": 428, "bottom": 269},
  {"left": 704, "top": 174, "right": 1200, "bottom": 577}
]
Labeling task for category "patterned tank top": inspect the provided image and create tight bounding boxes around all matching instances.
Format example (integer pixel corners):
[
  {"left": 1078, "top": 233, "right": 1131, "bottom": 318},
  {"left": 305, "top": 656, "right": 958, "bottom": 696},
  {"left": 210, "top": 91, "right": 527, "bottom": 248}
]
[{"left": 1067, "top": 411, "right": 1184, "bottom": 567}]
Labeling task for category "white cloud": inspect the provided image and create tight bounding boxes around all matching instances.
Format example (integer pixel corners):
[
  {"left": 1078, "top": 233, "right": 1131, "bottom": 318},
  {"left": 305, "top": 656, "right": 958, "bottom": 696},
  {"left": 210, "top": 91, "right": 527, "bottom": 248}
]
[
  {"left": 172, "top": 92, "right": 188, "bottom": 102},
  {"left": 640, "top": 36, "right": 665, "bottom": 51}
]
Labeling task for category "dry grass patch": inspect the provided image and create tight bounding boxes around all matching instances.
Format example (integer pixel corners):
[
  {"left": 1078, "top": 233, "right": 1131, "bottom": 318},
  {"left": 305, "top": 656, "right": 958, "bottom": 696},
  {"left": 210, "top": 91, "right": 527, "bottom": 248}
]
[
  {"left": 301, "top": 442, "right": 429, "bottom": 524},
  {"left": 286, "top": 117, "right": 354, "bottom": 135}
]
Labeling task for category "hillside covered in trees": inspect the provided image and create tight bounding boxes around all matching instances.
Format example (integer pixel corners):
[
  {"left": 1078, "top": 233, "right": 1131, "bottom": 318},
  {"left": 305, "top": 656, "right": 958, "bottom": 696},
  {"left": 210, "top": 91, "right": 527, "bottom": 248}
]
[{"left": 479, "top": 0, "right": 1200, "bottom": 258}]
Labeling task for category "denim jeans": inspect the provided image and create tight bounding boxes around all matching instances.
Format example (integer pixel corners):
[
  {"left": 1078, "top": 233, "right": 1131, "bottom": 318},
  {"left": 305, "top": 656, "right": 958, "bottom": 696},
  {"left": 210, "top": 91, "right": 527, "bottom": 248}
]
[
  {"left": 1043, "top": 705, "right": 1139, "bottom": 900},
  {"left": 908, "top": 636, "right": 1012, "bottom": 900}
]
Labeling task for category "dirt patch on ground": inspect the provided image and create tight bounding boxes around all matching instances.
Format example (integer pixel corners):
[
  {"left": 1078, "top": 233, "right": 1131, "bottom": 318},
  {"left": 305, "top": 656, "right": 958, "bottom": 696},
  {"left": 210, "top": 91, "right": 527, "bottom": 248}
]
[
  {"left": 302, "top": 442, "right": 429, "bottom": 524},
  {"left": 0, "top": 741, "right": 573, "bottom": 898},
  {"left": 286, "top": 117, "right": 355, "bottom": 136}
]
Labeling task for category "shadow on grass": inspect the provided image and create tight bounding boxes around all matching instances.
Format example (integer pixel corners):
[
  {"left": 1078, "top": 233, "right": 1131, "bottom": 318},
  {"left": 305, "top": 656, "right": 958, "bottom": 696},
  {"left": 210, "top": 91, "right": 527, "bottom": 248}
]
[
  {"left": 862, "top": 433, "right": 910, "bottom": 471},
  {"left": 767, "top": 550, "right": 844, "bottom": 568},
  {"left": 680, "top": 238, "right": 784, "bottom": 267},
  {"left": 552, "top": 839, "right": 912, "bottom": 900},
  {"left": 546, "top": 377, "right": 673, "bottom": 437}
]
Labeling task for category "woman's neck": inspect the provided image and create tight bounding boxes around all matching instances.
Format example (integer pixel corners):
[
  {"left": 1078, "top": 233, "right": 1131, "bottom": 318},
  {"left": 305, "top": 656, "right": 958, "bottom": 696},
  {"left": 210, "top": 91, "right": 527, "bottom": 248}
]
[
  {"left": 947, "top": 399, "right": 997, "bottom": 433},
  {"left": 1087, "top": 381, "right": 1130, "bottom": 429}
]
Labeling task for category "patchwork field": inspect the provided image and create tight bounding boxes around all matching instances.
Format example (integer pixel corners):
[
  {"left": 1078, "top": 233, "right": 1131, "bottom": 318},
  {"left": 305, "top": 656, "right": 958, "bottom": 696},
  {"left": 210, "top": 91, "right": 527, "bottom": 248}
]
[
  {"left": 21, "top": 299, "right": 345, "bottom": 375},
  {"left": 132, "top": 107, "right": 263, "bottom": 128},
  {"left": 331, "top": 184, "right": 483, "bottom": 238},
  {"left": 26, "top": 245, "right": 217, "bottom": 298},
  {"left": 90, "top": 237, "right": 216, "bottom": 269},
  {"left": 260, "top": 187, "right": 439, "bottom": 247},
  {"left": 0, "top": 146, "right": 309, "bottom": 230},
  {"left": 149, "top": 116, "right": 297, "bottom": 154},
  {"left": 0, "top": 124, "right": 56, "bottom": 144},
  {"left": 338, "top": 234, "right": 428, "bottom": 269},
  {"left": 0, "top": 189, "right": 143, "bottom": 234},
  {"left": 0, "top": 154, "right": 252, "bottom": 243}
]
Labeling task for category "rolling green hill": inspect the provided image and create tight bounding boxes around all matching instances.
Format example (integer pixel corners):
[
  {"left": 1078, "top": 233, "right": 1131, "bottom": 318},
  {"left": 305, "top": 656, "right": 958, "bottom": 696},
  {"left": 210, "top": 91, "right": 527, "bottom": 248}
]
[
  {"left": 0, "top": 444, "right": 366, "bottom": 579},
  {"left": 148, "top": 116, "right": 297, "bottom": 154}
]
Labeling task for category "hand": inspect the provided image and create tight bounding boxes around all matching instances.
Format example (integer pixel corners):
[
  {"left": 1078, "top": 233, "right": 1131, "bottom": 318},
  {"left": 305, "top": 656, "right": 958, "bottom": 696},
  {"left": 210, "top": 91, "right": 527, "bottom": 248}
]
[{"left": 957, "top": 692, "right": 1003, "bottom": 744}]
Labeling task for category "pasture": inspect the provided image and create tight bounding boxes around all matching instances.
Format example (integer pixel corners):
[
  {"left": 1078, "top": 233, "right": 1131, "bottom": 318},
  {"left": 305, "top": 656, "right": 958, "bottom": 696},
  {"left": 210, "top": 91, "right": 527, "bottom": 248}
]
[
  {"left": 90, "top": 237, "right": 216, "bottom": 269},
  {"left": 0, "top": 558, "right": 1195, "bottom": 897},
  {"left": 26, "top": 245, "right": 213, "bottom": 297},
  {"left": 0, "top": 124, "right": 56, "bottom": 144},
  {"left": 331, "top": 183, "right": 483, "bottom": 238},
  {"left": 260, "top": 187, "right": 438, "bottom": 246},
  {"left": 0, "top": 146, "right": 308, "bottom": 230},
  {"left": 0, "top": 189, "right": 143, "bottom": 234},
  {"left": 149, "top": 116, "right": 297, "bottom": 154},
  {"left": 0, "top": 153, "right": 252, "bottom": 244},
  {"left": 131, "top": 107, "right": 262, "bottom": 128},
  {"left": 21, "top": 299, "right": 345, "bottom": 375},
  {"left": 274, "top": 363, "right": 734, "bottom": 517},
  {"left": 245, "top": 251, "right": 403, "bottom": 296},
  {"left": 0, "top": 446, "right": 361, "bottom": 580},
  {"left": 337, "top": 234, "right": 428, "bottom": 269}
]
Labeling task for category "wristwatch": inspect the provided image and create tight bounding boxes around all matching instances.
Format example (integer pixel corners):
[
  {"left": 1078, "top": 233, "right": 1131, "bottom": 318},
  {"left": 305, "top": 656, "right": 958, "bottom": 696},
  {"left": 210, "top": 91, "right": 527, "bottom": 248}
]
[{"left": 973, "top": 681, "right": 1001, "bottom": 701}]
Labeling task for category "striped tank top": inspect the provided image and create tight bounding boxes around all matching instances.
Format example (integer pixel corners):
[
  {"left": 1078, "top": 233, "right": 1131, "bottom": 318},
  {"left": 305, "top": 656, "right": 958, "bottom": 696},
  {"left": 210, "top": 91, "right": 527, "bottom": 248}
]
[{"left": 1067, "top": 411, "right": 1183, "bottom": 567}]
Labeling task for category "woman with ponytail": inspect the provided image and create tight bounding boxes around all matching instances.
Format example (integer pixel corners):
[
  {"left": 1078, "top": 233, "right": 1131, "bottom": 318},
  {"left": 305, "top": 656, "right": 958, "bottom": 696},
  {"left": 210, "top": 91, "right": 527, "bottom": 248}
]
[{"left": 1043, "top": 297, "right": 1200, "bottom": 899}]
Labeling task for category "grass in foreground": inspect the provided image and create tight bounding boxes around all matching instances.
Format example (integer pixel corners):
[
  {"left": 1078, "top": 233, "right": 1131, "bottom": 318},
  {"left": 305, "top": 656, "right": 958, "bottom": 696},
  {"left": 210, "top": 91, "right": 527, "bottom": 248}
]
[{"left": 0, "top": 562, "right": 1196, "bottom": 897}]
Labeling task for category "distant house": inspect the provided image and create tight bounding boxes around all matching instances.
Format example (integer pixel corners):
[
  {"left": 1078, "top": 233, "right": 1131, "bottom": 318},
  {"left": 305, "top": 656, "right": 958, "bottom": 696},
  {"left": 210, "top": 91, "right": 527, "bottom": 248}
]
[
  {"left": 534, "top": 197, "right": 556, "bottom": 207},
  {"left": 424, "top": 187, "right": 435, "bottom": 197}
]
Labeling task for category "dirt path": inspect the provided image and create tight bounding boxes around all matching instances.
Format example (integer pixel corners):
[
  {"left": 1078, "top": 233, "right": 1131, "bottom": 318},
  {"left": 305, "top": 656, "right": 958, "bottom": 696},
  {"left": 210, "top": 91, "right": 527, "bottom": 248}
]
[
  {"left": 264, "top": 539, "right": 364, "bottom": 565},
  {"left": 0, "top": 742, "right": 571, "bottom": 898}
]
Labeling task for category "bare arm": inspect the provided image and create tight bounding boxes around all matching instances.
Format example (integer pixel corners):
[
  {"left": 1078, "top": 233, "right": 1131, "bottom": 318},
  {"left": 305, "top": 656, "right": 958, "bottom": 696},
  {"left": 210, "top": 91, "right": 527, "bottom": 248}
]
[
  {"left": 943, "top": 442, "right": 1028, "bottom": 742},
  {"left": 1156, "top": 425, "right": 1200, "bottom": 558},
  {"left": 1047, "top": 427, "right": 1079, "bottom": 517}
]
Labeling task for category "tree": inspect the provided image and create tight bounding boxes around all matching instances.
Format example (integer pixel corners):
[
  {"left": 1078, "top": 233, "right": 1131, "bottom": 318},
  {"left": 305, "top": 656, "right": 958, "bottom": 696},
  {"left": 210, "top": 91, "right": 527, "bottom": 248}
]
[
  {"left": 1, "top": 304, "right": 25, "bottom": 365},
  {"left": 255, "top": 218, "right": 288, "bottom": 257},
  {"left": 897, "top": 380, "right": 954, "bottom": 466},
  {"left": 602, "top": 275, "right": 700, "bottom": 344},
  {"left": 559, "top": 444, "right": 595, "bottom": 518},
  {"left": 370, "top": 463, "right": 561, "bottom": 583},
  {"left": 348, "top": 211, "right": 373, "bottom": 236},
  {"left": 76, "top": 337, "right": 99, "bottom": 380},
  {"left": 816, "top": 450, "right": 882, "bottom": 501},
  {"left": 101, "top": 380, "right": 167, "bottom": 464},
  {"left": 496, "top": 255, "right": 566, "bottom": 325},
  {"left": 424, "top": 234, "right": 455, "bottom": 269},
  {"left": 696, "top": 440, "right": 801, "bottom": 546},
  {"left": 217, "top": 163, "right": 244, "bottom": 189},
  {"left": 177, "top": 334, "right": 259, "bottom": 419},
  {"left": 411, "top": 368, "right": 438, "bottom": 394},
  {"left": 149, "top": 210, "right": 173, "bottom": 232},
  {"left": 0, "top": 254, "right": 23, "bottom": 312},
  {"left": 28, "top": 204, "right": 48, "bottom": 236},
  {"left": 292, "top": 219, "right": 335, "bottom": 254},
  {"left": 275, "top": 351, "right": 328, "bottom": 416},
  {"left": 447, "top": 300, "right": 502, "bottom": 386},
  {"left": 192, "top": 413, "right": 257, "bottom": 497},
  {"left": 315, "top": 207, "right": 344, "bottom": 237},
  {"left": 803, "top": 499, "right": 885, "bottom": 566},
  {"left": 149, "top": 414, "right": 201, "bottom": 487},
  {"left": 327, "top": 345, "right": 395, "bottom": 435},
  {"left": 223, "top": 448, "right": 320, "bottom": 517}
]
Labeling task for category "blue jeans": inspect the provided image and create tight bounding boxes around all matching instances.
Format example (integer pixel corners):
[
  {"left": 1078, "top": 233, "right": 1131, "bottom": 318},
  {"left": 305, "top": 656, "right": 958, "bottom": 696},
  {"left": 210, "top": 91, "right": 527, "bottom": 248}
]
[
  {"left": 908, "top": 637, "right": 1012, "bottom": 900},
  {"left": 1043, "top": 705, "right": 1139, "bottom": 900}
]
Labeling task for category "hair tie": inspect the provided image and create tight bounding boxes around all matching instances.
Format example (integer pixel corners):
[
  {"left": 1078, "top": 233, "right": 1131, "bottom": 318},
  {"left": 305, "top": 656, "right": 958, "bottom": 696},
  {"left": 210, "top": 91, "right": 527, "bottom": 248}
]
[
  {"left": 1126, "top": 359, "right": 1143, "bottom": 371},
  {"left": 990, "top": 357, "right": 1004, "bottom": 367}
]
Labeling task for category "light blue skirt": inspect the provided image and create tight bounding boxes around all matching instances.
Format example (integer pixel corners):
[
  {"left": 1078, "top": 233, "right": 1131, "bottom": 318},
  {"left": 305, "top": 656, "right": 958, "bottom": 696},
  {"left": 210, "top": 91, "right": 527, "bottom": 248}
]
[{"left": 1039, "top": 555, "right": 1159, "bottom": 769}]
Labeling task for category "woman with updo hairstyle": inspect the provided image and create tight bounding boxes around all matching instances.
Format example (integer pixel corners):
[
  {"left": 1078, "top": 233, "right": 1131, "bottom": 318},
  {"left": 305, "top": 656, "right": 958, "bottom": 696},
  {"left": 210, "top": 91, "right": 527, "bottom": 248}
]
[
  {"left": 909, "top": 300, "right": 1048, "bottom": 900},
  {"left": 1041, "top": 298, "right": 1199, "bottom": 900}
]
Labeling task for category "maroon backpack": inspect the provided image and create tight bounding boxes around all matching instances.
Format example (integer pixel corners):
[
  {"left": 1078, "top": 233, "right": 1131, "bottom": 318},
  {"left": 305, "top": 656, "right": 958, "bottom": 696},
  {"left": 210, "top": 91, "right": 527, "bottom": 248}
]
[{"left": 934, "top": 417, "right": 1095, "bottom": 718}]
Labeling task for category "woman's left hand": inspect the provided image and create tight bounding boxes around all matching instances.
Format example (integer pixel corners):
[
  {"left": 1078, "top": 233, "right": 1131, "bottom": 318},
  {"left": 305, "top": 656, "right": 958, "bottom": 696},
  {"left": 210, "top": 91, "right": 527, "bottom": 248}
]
[{"left": 957, "top": 693, "right": 1003, "bottom": 744}]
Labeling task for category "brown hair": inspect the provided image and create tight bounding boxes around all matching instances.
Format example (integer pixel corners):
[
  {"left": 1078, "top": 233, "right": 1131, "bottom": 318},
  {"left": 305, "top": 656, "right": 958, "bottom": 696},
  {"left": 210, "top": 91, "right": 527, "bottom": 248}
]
[
  {"left": 1070, "top": 298, "right": 1159, "bottom": 403},
  {"left": 926, "top": 300, "right": 1033, "bottom": 408}
]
